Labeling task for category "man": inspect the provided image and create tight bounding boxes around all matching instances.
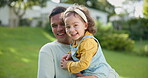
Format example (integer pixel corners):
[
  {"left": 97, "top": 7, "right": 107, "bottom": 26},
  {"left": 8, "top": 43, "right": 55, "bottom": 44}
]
[
  {"left": 37, "top": 6, "right": 74, "bottom": 78},
  {"left": 37, "top": 6, "right": 97, "bottom": 78}
]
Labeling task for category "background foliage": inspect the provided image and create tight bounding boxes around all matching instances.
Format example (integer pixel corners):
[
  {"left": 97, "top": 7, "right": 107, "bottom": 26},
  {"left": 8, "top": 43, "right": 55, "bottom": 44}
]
[
  {"left": 95, "top": 22, "right": 134, "bottom": 51},
  {"left": 112, "top": 18, "right": 148, "bottom": 40},
  {"left": 143, "top": 0, "right": 148, "bottom": 18},
  {"left": 62, "top": 0, "right": 115, "bottom": 18}
]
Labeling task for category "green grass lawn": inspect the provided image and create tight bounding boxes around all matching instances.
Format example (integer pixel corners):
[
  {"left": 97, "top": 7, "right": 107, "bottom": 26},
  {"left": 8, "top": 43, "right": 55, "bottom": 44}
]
[
  {"left": 0, "top": 27, "right": 55, "bottom": 78},
  {"left": 104, "top": 50, "right": 148, "bottom": 78},
  {"left": 133, "top": 40, "right": 148, "bottom": 55},
  {"left": 0, "top": 27, "right": 148, "bottom": 78}
]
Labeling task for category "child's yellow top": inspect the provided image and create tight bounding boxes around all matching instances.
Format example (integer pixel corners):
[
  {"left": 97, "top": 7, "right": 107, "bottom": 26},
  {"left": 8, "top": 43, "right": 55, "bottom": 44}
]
[{"left": 67, "top": 31, "right": 98, "bottom": 73}]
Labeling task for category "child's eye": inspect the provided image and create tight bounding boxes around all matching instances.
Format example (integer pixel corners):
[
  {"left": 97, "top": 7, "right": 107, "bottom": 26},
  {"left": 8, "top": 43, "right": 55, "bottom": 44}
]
[
  {"left": 66, "top": 26, "right": 70, "bottom": 29},
  {"left": 74, "top": 24, "right": 78, "bottom": 27}
]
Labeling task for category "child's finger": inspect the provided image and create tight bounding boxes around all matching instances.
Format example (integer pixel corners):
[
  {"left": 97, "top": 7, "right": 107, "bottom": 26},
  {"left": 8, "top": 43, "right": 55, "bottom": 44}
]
[
  {"left": 60, "top": 63, "right": 63, "bottom": 68},
  {"left": 66, "top": 54, "right": 70, "bottom": 60},
  {"left": 62, "top": 55, "right": 66, "bottom": 59},
  {"left": 66, "top": 56, "right": 69, "bottom": 60}
]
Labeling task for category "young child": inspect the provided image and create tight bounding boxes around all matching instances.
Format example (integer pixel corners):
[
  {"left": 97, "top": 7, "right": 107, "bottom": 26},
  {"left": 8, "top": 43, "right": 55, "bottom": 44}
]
[{"left": 61, "top": 5, "right": 119, "bottom": 78}]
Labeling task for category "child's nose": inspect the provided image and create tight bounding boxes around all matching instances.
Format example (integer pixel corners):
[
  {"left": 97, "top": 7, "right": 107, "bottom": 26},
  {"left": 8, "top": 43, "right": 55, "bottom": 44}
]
[{"left": 69, "top": 27, "right": 75, "bottom": 31}]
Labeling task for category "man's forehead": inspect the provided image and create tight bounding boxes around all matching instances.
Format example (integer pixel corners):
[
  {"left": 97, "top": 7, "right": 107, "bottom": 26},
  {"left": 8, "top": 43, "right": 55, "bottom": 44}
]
[
  {"left": 51, "top": 17, "right": 64, "bottom": 25},
  {"left": 51, "top": 13, "right": 63, "bottom": 20},
  {"left": 59, "top": 13, "right": 64, "bottom": 20}
]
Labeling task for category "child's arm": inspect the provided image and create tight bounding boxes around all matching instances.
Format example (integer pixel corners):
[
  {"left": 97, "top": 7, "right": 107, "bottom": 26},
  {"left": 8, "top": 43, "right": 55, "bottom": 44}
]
[{"left": 67, "top": 38, "right": 98, "bottom": 73}]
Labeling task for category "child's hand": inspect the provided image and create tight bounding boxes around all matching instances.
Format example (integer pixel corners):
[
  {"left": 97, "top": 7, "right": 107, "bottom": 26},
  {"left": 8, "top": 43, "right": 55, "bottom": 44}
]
[
  {"left": 66, "top": 53, "right": 71, "bottom": 60},
  {"left": 61, "top": 53, "right": 71, "bottom": 61},
  {"left": 61, "top": 53, "right": 71, "bottom": 69},
  {"left": 61, "top": 59, "right": 68, "bottom": 69}
]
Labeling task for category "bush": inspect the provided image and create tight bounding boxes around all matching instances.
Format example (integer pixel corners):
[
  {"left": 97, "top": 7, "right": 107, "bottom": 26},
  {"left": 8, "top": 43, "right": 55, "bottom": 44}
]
[
  {"left": 140, "top": 45, "right": 148, "bottom": 56},
  {"left": 127, "top": 18, "right": 148, "bottom": 40},
  {"left": 95, "top": 22, "right": 134, "bottom": 51},
  {"left": 112, "top": 18, "right": 148, "bottom": 40},
  {"left": 37, "top": 21, "right": 43, "bottom": 27},
  {"left": 20, "top": 19, "right": 31, "bottom": 26},
  {"left": 0, "top": 20, "right": 1, "bottom": 25},
  {"left": 97, "top": 33, "right": 134, "bottom": 51}
]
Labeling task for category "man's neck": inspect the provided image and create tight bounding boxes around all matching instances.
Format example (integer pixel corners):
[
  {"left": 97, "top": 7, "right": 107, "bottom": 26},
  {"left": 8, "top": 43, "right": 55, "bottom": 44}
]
[{"left": 57, "top": 41, "right": 71, "bottom": 45}]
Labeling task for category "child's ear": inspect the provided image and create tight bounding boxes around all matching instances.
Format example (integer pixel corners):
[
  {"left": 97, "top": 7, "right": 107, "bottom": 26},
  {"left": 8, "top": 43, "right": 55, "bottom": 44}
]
[{"left": 85, "top": 23, "right": 88, "bottom": 29}]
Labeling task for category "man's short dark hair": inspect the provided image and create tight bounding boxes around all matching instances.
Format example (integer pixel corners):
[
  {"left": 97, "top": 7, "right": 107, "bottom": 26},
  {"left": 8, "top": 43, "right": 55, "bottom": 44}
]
[{"left": 49, "top": 6, "right": 66, "bottom": 20}]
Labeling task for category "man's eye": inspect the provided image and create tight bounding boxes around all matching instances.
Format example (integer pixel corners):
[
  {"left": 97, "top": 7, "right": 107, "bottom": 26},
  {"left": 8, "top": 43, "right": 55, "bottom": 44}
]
[{"left": 52, "top": 25, "right": 57, "bottom": 28}]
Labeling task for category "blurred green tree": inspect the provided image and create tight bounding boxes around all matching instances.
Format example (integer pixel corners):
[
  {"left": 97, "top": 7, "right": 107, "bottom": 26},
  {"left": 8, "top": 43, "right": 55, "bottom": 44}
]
[
  {"left": 0, "top": 0, "right": 47, "bottom": 27},
  {"left": 62, "top": 0, "right": 115, "bottom": 18},
  {"left": 143, "top": 0, "right": 148, "bottom": 18}
]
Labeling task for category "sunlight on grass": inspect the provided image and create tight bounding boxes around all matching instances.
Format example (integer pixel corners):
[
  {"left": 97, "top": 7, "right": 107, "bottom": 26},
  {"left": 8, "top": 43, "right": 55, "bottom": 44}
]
[
  {"left": 21, "top": 58, "right": 30, "bottom": 63},
  {"left": 0, "top": 27, "right": 49, "bottom": 78},
  {"left": 0, "top": 51, "right": 3, "bottom": 55},
  {"left": 8, "top": 48, "right": 17, "bottom": 54},
  {"left": 0, "top": 27, "right": 147, "bottom": 78},
  {"left": 42, "top": 31, "right": 55, "bottom": 41},
  {"left": 144, "top": 45, "right": 148, "bottom": 51},
  {"left": 120, "top": 76, "right": 129, "bottom": 78}
]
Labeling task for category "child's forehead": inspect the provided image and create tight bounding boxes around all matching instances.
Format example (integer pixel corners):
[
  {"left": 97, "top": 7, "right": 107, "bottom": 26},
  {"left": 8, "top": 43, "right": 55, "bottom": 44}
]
[
  {"left": 64, "top": 15, "right": 85, "bottom": 25},
  {"left": 67, "top": 12, "right": 83, "bottom": 19},
  {"left": 66, "top": 14, "right": 84, "bottom": 21},
  {"left": 66, "top": 12, "right": 78, "bottom": 17}
]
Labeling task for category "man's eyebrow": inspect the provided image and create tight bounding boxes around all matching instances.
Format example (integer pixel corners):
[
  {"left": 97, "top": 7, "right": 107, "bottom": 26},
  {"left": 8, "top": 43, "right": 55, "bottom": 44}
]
[
  {"left": 51, "top": 23, "right": 55, "bottom": 25},
  {"left": 51, "top": 23, "right": 56, "bottom": 25}
]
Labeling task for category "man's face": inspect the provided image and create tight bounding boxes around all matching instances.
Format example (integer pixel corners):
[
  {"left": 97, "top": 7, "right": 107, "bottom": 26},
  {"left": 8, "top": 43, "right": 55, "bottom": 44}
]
[{"left": 50, "top": 13, "right": 72, "bottom": 44}]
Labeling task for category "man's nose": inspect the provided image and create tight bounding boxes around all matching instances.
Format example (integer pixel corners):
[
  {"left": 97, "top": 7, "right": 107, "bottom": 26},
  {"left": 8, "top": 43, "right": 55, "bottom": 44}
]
[{"left": 57, "top": 25, "right": 63, "bottom": 31}]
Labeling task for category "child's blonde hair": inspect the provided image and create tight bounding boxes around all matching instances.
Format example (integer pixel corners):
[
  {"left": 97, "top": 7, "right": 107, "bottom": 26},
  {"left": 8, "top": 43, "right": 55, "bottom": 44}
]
[{"left": 63, "top": 5, "right": 97, "bottom": 35}]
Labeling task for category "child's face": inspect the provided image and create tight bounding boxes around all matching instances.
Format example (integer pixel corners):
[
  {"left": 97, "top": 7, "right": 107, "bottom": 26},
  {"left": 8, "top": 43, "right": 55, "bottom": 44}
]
[{"left": 64, "top": 14, "right": 88, "bottom": 41}]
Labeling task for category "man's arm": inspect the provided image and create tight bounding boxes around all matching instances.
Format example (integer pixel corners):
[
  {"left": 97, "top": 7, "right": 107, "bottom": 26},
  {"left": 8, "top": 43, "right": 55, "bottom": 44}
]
[{"left": 37, "top": 49, "right": 55, "bottom": 78}]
